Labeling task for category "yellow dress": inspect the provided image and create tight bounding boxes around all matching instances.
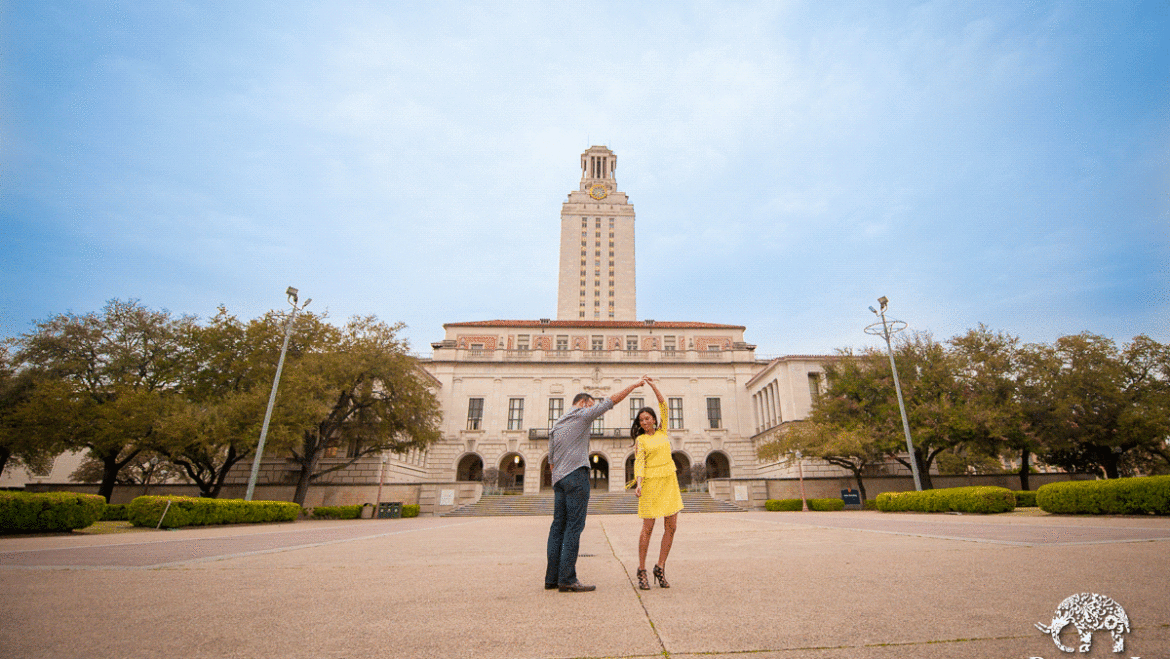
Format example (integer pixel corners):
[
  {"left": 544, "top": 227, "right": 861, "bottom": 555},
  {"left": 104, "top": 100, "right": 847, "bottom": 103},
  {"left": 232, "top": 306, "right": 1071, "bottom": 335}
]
[{"left": 632, "top": 402, "right": 684, "bottom": 519}]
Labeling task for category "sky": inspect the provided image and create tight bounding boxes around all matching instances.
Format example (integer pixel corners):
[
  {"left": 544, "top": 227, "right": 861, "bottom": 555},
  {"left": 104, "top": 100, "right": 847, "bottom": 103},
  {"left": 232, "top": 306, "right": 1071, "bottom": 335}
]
[{"left": 2, "top": 1, "right": 1168, "bottom": 358}]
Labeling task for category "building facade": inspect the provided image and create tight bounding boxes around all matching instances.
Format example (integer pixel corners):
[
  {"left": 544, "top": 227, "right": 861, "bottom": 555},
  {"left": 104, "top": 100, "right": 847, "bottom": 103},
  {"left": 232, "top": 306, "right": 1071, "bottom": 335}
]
[{"left": 400, "top": 146, "right": 833, "bottom": 492}]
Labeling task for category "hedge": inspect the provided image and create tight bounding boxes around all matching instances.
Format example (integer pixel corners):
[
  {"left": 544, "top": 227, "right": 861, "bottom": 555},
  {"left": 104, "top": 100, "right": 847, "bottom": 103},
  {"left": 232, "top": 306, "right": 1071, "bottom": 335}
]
[
  {"left": 1013, "top": 490, "right": 1038, "bottom": 508},
  {"left": 0, "top": 491, "right": 107, "bottom": 533},
  {"left": 1036, "top": 476, "right": 1170, "bottom": 515},
  {"left": 101, "top": 503, "right": 130, "bottom": 521},
  {"left": 127, "top": 496, "right": 301, "bottom": 529},
  {"left": 764, "top": 498, "right": 846, "bottom": 511},
  {"left": 402, "top": 504, "right": 420, "bottom": 518},
  {"left": 309, "top": 505, "right": 362, "bottom": 520},
  {"left": 875, "top": 486, "right": 1016, "bottom": 514}
]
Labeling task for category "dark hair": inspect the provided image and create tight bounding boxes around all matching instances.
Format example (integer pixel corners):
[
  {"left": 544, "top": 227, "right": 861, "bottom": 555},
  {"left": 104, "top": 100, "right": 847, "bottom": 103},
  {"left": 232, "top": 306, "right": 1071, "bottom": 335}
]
[
  {"left": 572, "top": 392, "right": 594, "bottom": 406},
  {"left": 630, "top": 406, "right": 659, "bottom": 444}
]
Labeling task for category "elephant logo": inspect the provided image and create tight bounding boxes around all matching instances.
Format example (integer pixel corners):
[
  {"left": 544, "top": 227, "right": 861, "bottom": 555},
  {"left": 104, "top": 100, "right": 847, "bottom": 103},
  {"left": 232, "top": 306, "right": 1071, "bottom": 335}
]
[{"left": 1036, "top": 592, "right": 1130, "bottom": 653}]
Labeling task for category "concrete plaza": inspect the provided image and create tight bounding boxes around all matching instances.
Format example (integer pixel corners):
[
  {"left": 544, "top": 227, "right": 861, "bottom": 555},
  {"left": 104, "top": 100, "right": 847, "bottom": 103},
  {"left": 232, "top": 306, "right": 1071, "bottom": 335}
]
[{"left": 1, "top": 510, "right": 1168, "bottom": 659}]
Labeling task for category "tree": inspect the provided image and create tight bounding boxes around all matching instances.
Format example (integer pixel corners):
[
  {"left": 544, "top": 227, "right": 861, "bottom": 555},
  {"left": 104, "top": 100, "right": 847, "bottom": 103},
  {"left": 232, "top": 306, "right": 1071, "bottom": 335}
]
[
  {"left": 71, "top": 450, "right": 186, "bottom": 487},
  {"left": 282, "top": 316, "right": 443, "bottom": 506},
  {"left": 148, "top": 307, "right": 333, "bottom": 498},
  {"left": 1026, "top": 334, "right": 1170, "bottom": 479},
  {"left": 16, "top": 300, "right": 191, "bottom": 501},
  {"left": 0, "top": 342, "right": 61, "bottom": 478},
  {"left": 948, "top": 326, "right": 1040, "bottom": 489},
  {"left": 756, "top": 351, "right": 902, "bottom": 501}
]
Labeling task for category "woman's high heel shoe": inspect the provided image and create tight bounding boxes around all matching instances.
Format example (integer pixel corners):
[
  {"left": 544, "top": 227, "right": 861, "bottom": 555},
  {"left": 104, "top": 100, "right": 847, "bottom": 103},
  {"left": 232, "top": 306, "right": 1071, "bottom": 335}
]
[
  {"left": 636, "top": 569, "right": 650, "bottom": 590},
  {"left": 653, "top": 564, "right": 670, "bottom": 588}
]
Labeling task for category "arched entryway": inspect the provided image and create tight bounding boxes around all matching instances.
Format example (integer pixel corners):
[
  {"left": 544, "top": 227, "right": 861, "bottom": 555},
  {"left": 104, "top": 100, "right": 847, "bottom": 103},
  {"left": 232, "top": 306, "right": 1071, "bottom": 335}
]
[
  {"left": 672, "top": 451, "right": 692, "bottom": 487},
  {"left": 589, "top": 453, "right": 609, "bottom": 490},
  {"left": 499, "top": 453, "right": 525, "bottom": 492},
  {"left": 625, "top": 453, "right": 636, "bottom": 486},
  {"left": 540, "top": 456, "right": 552, "bottom": 489},
  {"left": 456, "top": 454, "right": 484, "bottom": 482},
  {"left": 705, "top": 451, "right": 731, "bottom": 479}
]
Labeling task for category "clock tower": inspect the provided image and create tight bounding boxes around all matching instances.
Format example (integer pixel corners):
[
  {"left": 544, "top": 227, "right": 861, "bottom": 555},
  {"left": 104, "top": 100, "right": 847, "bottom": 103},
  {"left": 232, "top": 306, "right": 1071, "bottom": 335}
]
[{"left": 556, "top": 146, "right": 637, "bottom": 321}]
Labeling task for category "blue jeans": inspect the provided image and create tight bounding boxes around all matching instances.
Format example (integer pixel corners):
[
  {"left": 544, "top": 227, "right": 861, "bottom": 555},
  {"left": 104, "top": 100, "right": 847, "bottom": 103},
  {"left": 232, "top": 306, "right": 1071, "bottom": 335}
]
[{"left": 546, "top": 466, "right": 591, "bottom": 586}]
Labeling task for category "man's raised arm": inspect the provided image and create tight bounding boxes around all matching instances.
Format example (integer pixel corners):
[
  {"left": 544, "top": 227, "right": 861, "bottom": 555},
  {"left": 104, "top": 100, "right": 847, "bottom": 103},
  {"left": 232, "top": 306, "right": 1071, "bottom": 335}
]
[{"left": 609, "top": 377, "right": 646, "bottom": 406}]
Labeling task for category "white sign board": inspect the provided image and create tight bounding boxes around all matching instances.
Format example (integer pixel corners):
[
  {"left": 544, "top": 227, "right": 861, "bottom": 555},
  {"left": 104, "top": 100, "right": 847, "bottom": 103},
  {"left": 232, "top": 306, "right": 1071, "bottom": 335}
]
[
  {"left": 734, "top": 485, "right": 748, "bottom": 502},
  {"left": 439, "top": 489, "right": 455, "bottom": 506}
]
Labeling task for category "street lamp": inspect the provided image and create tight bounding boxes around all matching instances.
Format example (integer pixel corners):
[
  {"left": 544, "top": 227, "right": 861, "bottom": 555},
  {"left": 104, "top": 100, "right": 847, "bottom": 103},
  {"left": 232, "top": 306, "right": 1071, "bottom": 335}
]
[
  {"left": 245, "top": 287, "right": 311, "bottom": 501},
  {"left": 864, "top": 296, "right": 923, "bottom": 492},
  {"left": 794, "top": 450, "right": 809, "bottom": 511}
]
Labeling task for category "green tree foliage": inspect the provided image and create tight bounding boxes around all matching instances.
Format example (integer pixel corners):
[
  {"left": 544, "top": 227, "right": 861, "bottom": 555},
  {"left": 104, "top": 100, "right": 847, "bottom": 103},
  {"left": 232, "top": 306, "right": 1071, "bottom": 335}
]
[
  {"left": 1023, "top": 333, "right": 1170, "bottom": 479},
  {"left": 16, "top": 300, "right": 192, "bottom": 501},
  {"left": 948, "top": 326, "right": 1039, "bottom": 489},
  {"left": 147, "top": 307, "right": 336, "bottom": 498},
  {"left": 0, "top": 342, "right": 59, "bottom": 478},
  {"left": 281, "top": 316, "right": 442, "bottom": 506},
  {"left": 757, "top": 351, "right": 902, "bottom": 501},
  {"left": 761, "top": 327, "right": 1169, "bottom": 492}
]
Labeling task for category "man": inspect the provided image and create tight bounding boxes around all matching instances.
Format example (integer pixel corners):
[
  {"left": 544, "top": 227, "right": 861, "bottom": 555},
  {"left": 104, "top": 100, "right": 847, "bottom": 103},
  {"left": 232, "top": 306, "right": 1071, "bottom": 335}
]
[{"left": 545, "top": 377, "right": 645, "bottom": 592}]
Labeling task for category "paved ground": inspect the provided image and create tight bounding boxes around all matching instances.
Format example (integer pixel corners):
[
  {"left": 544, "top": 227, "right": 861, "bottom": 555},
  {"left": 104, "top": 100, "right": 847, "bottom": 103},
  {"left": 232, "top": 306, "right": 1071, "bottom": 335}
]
[{"left": 2, "top": 510, "right": 1168, "bottom": 659}]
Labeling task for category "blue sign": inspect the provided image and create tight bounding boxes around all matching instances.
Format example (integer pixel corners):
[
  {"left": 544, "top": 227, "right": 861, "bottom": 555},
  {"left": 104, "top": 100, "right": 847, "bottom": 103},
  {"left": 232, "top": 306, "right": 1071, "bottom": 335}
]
[{"left": 841, "top": 489, "right": 861, "bottom": 505}]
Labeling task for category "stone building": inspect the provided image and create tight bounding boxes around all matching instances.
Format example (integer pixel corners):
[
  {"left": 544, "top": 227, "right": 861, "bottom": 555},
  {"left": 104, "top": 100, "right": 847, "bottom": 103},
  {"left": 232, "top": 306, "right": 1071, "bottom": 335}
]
[{"left": 376, "top": 146, "right": 833, "bottom": 493}]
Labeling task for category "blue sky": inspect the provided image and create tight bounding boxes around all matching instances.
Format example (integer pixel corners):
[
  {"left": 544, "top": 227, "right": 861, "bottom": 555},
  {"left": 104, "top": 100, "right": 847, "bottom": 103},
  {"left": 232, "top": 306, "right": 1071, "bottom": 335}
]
[{"left": 2, "top": 1, "right": 1167, "bottom": 356}]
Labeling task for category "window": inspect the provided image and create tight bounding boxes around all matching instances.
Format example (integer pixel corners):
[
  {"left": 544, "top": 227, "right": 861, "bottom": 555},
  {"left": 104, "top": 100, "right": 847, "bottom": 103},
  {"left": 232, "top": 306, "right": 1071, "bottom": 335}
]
[
  {"left": 629, "top": 397, "right": 644, "bottom": 423},
  {"left": 467, "top": 398, "right": 484, "bottom": 430},
  {"left": 591, "top": 336, "right": 604, "bottom": 351},
  {"left": 668, "top": 398, "right": 684, "bottom": 430},
  {"left": 507, "top": 398, "right": 524, "bottom": 431},
  {"left": 707, "top": 344, "right": 720, "bottom": 351},
  {"left": 626, "top": 336, "right": 638, "bottom": 351},
  {"left": 808, "top": 373, "right": 822, "bottom": 403},
  {"left": 663, "top": 336, "right": 676, "bottom": 352},
  {"left": 548, "top": 398, "right": 564, "bottom": 427},
  {"left": 591, "top": 414, "right": 605, "bottom": 435},
  {"left": 516, "top": 335, "right": 529, "bottom": 351},
  {"left": 555, "top": 335, "right": 568, "bottom": 351},
  {"left": 707, "top": 398, "right": 722, "bottom": 429}
]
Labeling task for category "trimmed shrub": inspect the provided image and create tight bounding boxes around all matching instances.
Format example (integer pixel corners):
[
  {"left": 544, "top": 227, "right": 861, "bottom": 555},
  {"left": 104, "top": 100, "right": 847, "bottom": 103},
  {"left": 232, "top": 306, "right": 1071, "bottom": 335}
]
[
  {"left": 1013, "top": 490, "right": 1038, "bottom": 508},
  {"left": 101, "top": 503, "right": 130, "bottom": 521},
  {"left": 875, "top": 486, "right": 1016, "bottom": 514},
  {"left": 764, "top": 498, "right": 845, "bottom": 511},
  {"left": 309, "top": 505, "right": 362, "bottom": 520},
  {"left": 810, "top": 498, "right": 846, "bottom": 511},
  {"left": 402, "top": 504, "right": 420, "bottom": 518},
  {"left": 0, "top": 491, "right": 107, "bottom": 533},
  {"left": 127, "top": 496, "right": 301, "bottom": 529},
  {"left": 863, "top": 499, "right": 879, "bottom": 511},
  {"left": 1036, "top": 476, "right": 1170, "bottom": 515}
]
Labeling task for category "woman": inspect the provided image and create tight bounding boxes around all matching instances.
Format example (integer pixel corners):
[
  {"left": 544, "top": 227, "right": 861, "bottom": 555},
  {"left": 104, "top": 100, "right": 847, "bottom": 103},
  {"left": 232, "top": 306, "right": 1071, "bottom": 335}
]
[{"left": 629, "top": 376, "right": 683, "bottom": 589}]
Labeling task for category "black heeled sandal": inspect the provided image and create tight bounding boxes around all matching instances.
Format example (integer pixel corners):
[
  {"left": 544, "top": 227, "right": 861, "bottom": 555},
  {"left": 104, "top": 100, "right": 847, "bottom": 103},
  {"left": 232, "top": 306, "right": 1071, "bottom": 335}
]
[
  {"left": 636, "top": 569, "right": 650, "bottom": 590},
  {"left": 653, "top": 564, "right": 670, "bottom": 588}
]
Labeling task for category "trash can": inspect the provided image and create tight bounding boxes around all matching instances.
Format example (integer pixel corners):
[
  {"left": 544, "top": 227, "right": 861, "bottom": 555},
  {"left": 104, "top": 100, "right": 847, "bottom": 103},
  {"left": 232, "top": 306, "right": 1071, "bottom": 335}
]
[{"left": 377, "top": 502, "right": 403, "bottom": 519}]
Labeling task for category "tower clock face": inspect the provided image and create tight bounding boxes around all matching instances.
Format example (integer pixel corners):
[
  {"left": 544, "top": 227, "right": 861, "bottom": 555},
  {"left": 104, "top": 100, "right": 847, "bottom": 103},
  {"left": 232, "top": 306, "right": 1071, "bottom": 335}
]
[{"left": 589, "top": 184, "right": 608, "bottom": 200}]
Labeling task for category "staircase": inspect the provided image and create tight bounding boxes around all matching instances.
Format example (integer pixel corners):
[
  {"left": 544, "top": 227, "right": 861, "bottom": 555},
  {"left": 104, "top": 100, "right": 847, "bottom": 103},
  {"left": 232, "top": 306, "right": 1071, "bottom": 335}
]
[{"left": 442, "top": 491, "right": 746, "bottom": 517}]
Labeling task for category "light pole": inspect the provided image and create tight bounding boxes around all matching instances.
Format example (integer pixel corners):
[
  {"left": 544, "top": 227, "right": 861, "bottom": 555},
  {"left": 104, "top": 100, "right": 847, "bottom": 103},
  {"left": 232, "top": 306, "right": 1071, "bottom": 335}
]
[
  {"left": 245, "top": 287, "right": 311, "bottom": 501},
  {"left": 864, "top": 296, "right": 923, "bottom": 492},
  {"left": 795, "top": 450, "right": 809, "bottom": 511}
]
